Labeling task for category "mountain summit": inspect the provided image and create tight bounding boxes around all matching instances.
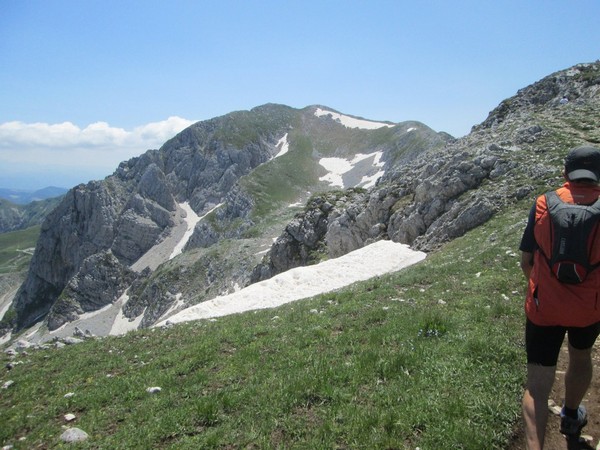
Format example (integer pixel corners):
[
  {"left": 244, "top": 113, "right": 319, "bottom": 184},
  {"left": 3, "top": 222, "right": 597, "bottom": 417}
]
[
  {"left": 3, "top": 61, "right": 600, "bottom": 340},
  {"left": 6, "top": 105, "right": 448, "bottom": 335}
]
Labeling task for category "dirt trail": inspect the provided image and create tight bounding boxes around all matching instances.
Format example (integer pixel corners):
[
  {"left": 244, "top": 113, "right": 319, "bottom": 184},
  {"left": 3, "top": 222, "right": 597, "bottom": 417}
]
[{"left": 509, "top": 341, "right": 600, "bottom": 450}]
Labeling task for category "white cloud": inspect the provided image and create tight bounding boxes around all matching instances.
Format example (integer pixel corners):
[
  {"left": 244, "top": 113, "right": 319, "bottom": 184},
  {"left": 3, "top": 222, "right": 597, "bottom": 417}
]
[
  {"left": 0, "top": 116, "right": 195, "bottom": 150},
  {"left": 132, "top": 116, "right": 196, "bottom": 143},
  {"left": 0, "top": 116, "right": 196, "bottom": 170}
]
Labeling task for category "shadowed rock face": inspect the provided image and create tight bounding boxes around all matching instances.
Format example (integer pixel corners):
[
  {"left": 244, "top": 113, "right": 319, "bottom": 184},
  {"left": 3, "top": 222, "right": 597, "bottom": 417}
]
[
  {"left": 45, "top": 251, "right": 137, "bottom": 331},
  {"left": 8, "top": 105, "right": 301, "bottom": 330},
  {"left": 13, "top": 181, "right": 124, "bottom": 328}
]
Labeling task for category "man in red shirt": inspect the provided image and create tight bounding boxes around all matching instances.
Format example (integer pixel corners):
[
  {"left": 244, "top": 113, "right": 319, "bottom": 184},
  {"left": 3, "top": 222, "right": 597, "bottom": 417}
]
[{"left": 520, "top": 145, "right": 600, "bottom": 449}]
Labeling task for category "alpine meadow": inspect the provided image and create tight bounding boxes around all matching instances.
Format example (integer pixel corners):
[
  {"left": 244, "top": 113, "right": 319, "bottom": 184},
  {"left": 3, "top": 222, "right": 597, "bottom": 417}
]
[{"left": 1, "top": 61, "right": 600, "bottom": 449}]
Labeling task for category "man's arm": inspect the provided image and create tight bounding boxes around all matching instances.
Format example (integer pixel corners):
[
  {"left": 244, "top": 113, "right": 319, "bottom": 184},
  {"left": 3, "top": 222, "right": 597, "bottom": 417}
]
[{"left": 520, "top": 251, "right": 534, "bottom": 279}]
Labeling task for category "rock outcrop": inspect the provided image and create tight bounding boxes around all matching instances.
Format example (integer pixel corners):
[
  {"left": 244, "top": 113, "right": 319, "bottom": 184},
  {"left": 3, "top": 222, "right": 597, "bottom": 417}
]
[
  {"left": 45, "top": 251, "right": 136, "bottom": 330},
  {"left": 11, "top": 104, "right": 447, "bottom": 332},
  {"left": 7, "top": 61, "right": 600, "bottom": 337},
  {"left": 252, "top": 62, "right": 600, "bottom": 281},
  {"left": 9, "top": 114, "right": 278, "bottom": 329}
]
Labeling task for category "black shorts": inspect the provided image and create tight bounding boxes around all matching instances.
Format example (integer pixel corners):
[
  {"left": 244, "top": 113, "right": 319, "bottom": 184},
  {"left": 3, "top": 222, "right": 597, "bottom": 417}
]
[{"left": 526, "top": 319, "right": 600, "bottom": 366}]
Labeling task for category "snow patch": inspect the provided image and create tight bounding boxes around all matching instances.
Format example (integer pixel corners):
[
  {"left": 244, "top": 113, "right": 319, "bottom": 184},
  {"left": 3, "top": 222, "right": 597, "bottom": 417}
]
[
  {"left": 109, "top": 292, "right": 144, "bottom": 335},
  {"left": 156, "top": 293, "right": 186, "bottom": 323},
  {"left": 156, "top": 240, "right": 425, "bottom": 326},
  {"left": 319, "top": 151, "right": 385, "bottom": 188},
  {"left": 274, "top": 133, "right": 289, "bottom": 158},
  {"left": 130, "top": 202, "right": 223, "bottom": 272},
  {"left": 314, "top": 108, "right": 394, "bottom": 130},
  {"left": 0, "top": 332, "right": 11, "bottom": 346},
  {"left": 25, "top": 322, "right": 43, "bottom": 339},
  {"left": 0, "top": 298, "right": 12, "bottom": 321},
  {"left": 169, "top": 202, "right": 202, "bottom": 259},
  {"left": 360, "top": 169, "right": 386, "bottom": 189},
  {"left": 48, "top": 303, "right": 115, "bottom": 335}
]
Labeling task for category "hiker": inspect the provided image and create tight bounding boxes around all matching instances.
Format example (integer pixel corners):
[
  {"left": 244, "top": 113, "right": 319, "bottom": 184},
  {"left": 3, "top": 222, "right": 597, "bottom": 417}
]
[{"left": 519, "top": 145, "right": 600, "bottom": 449}]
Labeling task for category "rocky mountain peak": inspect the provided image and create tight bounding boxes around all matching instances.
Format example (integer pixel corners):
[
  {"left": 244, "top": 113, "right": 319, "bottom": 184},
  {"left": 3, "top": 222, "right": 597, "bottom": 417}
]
[
  {"left": 3, "top": 61, "right": 599, "bottom": 340},
  {"left": 477, "top": 61, "right": 600, "bottom": 130}
]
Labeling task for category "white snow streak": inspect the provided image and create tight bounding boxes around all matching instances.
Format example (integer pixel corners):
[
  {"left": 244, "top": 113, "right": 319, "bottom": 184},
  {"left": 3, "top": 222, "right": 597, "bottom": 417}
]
[
  {"left": 156, "top": 240, "right": 425, "bottom": 326},
  {"left": 359, "top": 152, "right": 385, "bottom": 189},
  {"left": 319, "top": 151, "right": 385, "bottom": 189},
  {"left": 110, "top": 292, "right": 144, "bottom": 335},
  {"left": 170, "top": 202, "right": 223, "bottom": 259},
  {"left": 274, "top": 133, "right": 289, "bottom": 158},
  {"left": 169, "top": 202, "right": 202, "bottom": 259},
  {"left": 314, "top": 108, "right": 394, "bottom": 130}
]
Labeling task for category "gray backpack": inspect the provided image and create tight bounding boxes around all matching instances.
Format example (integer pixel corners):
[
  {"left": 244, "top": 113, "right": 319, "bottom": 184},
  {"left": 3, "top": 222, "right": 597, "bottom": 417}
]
[{"left": 544, "top": 191, "right": 600, "bottom": 283}]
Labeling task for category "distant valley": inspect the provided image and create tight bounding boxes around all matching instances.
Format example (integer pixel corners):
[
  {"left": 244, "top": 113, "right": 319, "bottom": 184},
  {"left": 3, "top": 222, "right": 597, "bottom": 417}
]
[
  {"left": 0, "top": 189, "right": 65, "bottom": 234},
  {"left": 0, "top": 186, "right": 68, "bottom": 205}
]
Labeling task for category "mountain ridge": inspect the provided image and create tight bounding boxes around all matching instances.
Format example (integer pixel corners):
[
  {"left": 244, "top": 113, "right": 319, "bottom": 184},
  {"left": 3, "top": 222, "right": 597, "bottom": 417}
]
[
  {"left": 6, "top": 104, "right": 448, "bottom": 334},
  {"left": 2, "top": 61, "right": 600, "bottom": 341}
]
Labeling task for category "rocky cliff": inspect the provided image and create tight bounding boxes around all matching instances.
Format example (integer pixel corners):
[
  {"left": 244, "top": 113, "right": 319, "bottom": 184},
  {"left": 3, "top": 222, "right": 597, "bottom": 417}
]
[
  {"left": 5, "top": 61, "right": 599, "bottom": 337},
  {"left": 8, "top": 104, "right": 449, "bottom": 333},
  {"left": 252, "top": 62, "right": 600, "bottom": 280}
]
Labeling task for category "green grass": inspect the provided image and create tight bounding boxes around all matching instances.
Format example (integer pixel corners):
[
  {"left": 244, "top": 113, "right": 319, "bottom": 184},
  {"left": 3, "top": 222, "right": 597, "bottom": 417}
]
[
  {"left": 0, "top": 204, "right": 528, "bottom": 449},
  {"left": 240, "top": 133, "right": 325, "bottom": 220},
  {"left": 0, "top": 226, "right": 40, "bottom": 274}
]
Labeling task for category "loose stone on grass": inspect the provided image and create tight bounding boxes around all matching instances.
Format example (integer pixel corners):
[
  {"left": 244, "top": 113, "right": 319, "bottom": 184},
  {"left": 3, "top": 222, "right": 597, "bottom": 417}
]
[{"left": 60, "top": 427, "right": 89, "bottom": 443}]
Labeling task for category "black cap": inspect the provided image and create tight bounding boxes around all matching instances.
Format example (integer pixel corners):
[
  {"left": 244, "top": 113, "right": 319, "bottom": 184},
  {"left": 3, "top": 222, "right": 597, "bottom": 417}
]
[{"left": 565, "top": 145, "right": 600, "bottom": 182}]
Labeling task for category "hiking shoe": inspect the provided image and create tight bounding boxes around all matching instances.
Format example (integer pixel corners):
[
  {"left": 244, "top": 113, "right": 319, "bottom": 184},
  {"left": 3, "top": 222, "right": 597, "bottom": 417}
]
[{"left": 560, "top": 405, "right": 588, "bottom": 436}]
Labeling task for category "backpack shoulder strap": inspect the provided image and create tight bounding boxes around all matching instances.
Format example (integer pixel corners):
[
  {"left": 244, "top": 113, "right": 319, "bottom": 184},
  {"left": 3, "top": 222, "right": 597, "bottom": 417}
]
[
  {"left": 544, "top": 190, "right": 566, "bottom": 212},
  {"left": 545, "top": 190, "right": 560, "bottom": 205}
]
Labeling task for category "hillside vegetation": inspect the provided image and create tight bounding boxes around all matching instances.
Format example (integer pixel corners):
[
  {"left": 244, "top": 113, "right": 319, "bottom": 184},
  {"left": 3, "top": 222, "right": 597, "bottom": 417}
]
[
  {"left": 0, "top": 197, "right": 63, "bottom": 234},
  {"left": 2, "top": 61, "right": 600, "bottom": 448},
  {"left": 0, "top": 226, "right": 40, "bottom": 274},
  {"left": 1, "top": 203, "right": 527, "bottom": 449}
]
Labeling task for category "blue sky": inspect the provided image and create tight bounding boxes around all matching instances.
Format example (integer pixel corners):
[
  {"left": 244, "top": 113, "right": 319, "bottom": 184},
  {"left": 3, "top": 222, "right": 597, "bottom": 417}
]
[{"left": 1, "top": 0, "right": 599, "bottom": 190}]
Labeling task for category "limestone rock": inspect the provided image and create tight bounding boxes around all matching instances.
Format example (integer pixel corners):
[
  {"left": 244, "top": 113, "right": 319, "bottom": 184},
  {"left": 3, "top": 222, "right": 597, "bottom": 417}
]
[
  {"left": 8, "top": 62, "right": 600, "bottom": 336},
  {"left": 60, "top": 427, "right": 89, "bottom": 443},
  {"left": 45, "top": 251, "right": 136, "bottom": 331}
]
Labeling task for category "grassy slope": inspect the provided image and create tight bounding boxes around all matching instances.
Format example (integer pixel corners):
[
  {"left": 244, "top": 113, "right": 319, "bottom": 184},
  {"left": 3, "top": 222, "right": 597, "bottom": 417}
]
[
  {"left": 0, "top": 200, "right": 529, "bottom": 449},
  {"left": 0, "top": 226, "right": 40, "bottom": 274},
  {"left": 240, "top": 133, "right": 324, "bottom": 221}
]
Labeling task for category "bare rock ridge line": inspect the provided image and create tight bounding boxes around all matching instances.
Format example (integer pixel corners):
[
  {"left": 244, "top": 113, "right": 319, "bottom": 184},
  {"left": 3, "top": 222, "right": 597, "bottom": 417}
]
[{"left": 1, "top": 61, "right": 598, "bottom": 342}]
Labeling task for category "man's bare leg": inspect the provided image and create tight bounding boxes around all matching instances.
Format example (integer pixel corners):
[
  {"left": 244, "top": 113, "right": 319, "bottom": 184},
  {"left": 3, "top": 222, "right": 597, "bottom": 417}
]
[
  {"left": 523, "top": 363, "right": 556, "bottom": 450},
  {"left": 564, "top": 344, "right": 593, "bottom": 410}
]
